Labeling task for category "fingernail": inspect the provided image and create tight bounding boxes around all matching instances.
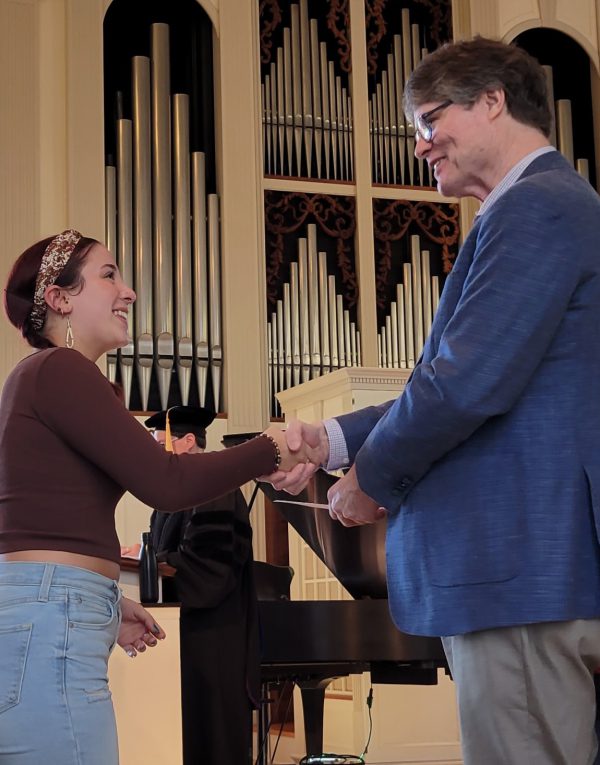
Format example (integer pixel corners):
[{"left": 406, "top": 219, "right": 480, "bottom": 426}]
[
  {"left": 126, "top": 649, "right": 135, "bottom": 658},
  {"left": 151, "top": 623, "right": 161, "bottom": 635}
]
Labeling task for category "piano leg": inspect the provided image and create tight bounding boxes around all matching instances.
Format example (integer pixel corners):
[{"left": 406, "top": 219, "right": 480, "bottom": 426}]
[
  {"left": 256, "top": 676, "right": 338, "bottom": 761},
  {"left": 297, "top": 677, "right": 335, "bottom": 755}
]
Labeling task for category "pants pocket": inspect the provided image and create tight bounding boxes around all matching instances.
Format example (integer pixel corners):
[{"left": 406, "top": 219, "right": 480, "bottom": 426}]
[
  {"left": 0, "top": 624, "right": 32, "bottom": 714},
  {"left": 68, "top": 591, "right": 116, "bottom": 629}
]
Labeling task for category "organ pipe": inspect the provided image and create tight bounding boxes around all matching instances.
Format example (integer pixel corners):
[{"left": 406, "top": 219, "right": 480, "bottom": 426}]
[
  {"left": 266, "top": 227, "right": 360, "bottom": 417},
  {"left": 105, "top": 21, "right": 222, "bottom": 412}
]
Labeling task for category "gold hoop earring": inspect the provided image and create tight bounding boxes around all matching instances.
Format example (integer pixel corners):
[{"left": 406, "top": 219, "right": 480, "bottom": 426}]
[{"left": 65, "top": 316, "right": 74, "bottom": 349}]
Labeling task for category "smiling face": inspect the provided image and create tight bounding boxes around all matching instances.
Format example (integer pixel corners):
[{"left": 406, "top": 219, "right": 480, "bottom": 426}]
[
  {"left": 62, "top": 244, "right": 136, "bottom": 360},
  {"left": 414, "top": 94, "right": 500, "bottom": 201}
]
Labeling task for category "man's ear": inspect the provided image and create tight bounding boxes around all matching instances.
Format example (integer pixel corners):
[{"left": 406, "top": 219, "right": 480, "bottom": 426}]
[
  {"left": 44, "top": 285, "right": 72, "bottom": 315},
  {"left": 183, "top": 433, "right": 197, "bottom": 449},
  {"left": 482, "top": 88, "right": 506, "bottom": 121}
]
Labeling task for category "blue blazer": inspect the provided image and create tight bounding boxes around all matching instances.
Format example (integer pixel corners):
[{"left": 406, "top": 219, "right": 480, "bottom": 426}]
[{"left": 337, "top": 151, "right": 600, "bottom": 636}]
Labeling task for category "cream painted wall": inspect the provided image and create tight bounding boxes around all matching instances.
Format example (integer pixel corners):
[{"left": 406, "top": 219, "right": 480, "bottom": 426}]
[
  {"left": 0, "top": 0, "right": 42, "bottom": 378},
  {"left": 0, "top": 0, "right": 109, "bottom": 379}
]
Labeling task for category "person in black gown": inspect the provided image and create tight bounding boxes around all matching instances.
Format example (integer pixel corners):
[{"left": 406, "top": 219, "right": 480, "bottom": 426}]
[{"left": 146, "top": 406, "right": 260, "bottom": 765}]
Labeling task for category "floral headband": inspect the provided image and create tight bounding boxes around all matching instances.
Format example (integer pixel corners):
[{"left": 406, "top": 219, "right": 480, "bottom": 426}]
[{"left": 29, "top": 229, "right": 82, "bottom": 331}]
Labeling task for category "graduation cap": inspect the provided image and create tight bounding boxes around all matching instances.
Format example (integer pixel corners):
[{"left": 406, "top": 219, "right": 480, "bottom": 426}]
[{"left": 144, "top": 406, "right": 216, "bottom": 451}]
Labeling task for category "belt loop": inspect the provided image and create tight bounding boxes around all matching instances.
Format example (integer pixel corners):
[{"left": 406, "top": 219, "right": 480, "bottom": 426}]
[{"left": 38, "top": 564, "right": 55, "bottom": 601}]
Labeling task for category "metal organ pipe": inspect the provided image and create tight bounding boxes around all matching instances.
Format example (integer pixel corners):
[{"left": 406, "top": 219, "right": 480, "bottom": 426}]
[
  {"left": 542, "top": 65, "right": 557, "bottom": 148},
  {"left": 105, "top": 165, "right": 117, "bottom": 385},
  {"left": 556, "top": 99, "right": 575, "bottom": 166},
  {"left": 151, "top": 23, "right": 174, "bottom": 409},
  {"left": 192, "top": 152, "right": 209, "bottom": 407},
  {"left": 105, "top": 167, "right": 117, "bottom": 277},
  {"left": 298, "top": 238, "right": 310, "bottom": 383},
  {"left": 131, "top": 56, "right": 153, "bottom": 411},
  {"left": 290, "top": 261, "right": 301, "bottom": 387},
  {"left": 173, "top": 93, "right": 194, "bottom": 405},
  {"left": 116, "top": 117, "right": 134, "bottom": 406},
  {"left": 207, "top": 194, "right": 223, "bottom": 411}
]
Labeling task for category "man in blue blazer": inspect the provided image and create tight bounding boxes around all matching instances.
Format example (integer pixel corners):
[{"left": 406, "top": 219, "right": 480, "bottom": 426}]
[{"left": 268, "top": 37, "right": 600, "bottom": 764}]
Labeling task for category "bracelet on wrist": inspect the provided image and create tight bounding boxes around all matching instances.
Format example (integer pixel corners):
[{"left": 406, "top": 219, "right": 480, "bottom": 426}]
[{"left": 258, "top": 432, "right": 282, "bottom": 471}]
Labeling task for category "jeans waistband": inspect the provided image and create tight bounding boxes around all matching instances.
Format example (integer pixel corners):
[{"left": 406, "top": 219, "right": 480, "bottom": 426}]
[{"left": 0, "top": 562, "right": 120, "bottom": 602}]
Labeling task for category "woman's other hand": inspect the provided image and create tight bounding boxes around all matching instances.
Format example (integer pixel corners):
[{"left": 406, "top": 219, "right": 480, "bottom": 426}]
[{"left": 118, "top": 596, "right": 166, "bottom": 658}]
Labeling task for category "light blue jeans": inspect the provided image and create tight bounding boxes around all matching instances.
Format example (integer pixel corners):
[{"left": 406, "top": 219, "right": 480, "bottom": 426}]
[{"left": 0, "top": 562, "right": 122, "bottom": 764}]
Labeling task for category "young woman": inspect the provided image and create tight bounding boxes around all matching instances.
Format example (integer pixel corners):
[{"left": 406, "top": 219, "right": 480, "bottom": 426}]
[{"left": 0, "top": 230, "right": 301, "bottom": 764}]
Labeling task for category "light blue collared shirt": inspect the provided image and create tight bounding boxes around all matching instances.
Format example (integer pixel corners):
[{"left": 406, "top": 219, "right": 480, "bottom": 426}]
[{"left": 476, "top": 145, "right": 556, "bottom": 217}]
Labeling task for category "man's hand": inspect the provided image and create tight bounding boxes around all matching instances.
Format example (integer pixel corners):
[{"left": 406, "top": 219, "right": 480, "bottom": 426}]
[
  {"left": 262, "top": 420, "right": 330, "bottom": 494},
  {"left": 118, "top": 597, "right": 166, "bottom": 658},
  {"left": 327, "top": 465, "right": 387, "bottom": 527}
]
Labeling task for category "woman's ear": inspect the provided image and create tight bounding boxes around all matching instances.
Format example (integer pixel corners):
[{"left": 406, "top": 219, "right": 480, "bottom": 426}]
[{"left": 44, "top": 285, "right": 72, "bottom": 315}]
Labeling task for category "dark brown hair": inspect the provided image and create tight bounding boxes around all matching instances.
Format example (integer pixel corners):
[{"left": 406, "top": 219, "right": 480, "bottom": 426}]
[
  {"left": 403, "top": 36, "right": 552, "bottom": 139},
  {"left": 4, "top": 234, "right": 99, "bottom": 349}
]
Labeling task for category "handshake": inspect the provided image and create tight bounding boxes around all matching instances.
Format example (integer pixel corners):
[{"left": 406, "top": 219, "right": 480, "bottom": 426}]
[
  {"left": 259, "top": 420, "right": 386, "bottom": 527},
  {"left": 261, "top": 420, "right": 328, "bottom": 493}
]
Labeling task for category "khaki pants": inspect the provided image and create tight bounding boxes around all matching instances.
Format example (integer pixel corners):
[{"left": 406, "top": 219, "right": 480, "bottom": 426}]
[{"left": 443, "top": 619, "right": 600, "bottom": 765}]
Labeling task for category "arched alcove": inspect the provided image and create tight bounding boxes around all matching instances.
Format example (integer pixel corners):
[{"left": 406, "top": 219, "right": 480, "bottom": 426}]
[
  {"left": 514, "top": 27, "right": 597, "bottom": 190},
  {"left": 103, "top": 0, "right": 222, "bottom": 415},
  {"left": 104, "top": 0, "right": 216, "bottom": 191}
]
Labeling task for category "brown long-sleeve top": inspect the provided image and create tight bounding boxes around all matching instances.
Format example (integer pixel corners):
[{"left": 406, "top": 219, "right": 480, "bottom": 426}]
[{"left": 0, "top": 348, "right": 277, "bottom": 563}]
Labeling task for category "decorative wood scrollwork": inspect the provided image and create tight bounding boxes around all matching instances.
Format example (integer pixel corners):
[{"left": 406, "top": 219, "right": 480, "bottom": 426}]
[
  {"left": 365, "top": 0, "right": 452, "bottom": 73},
  {"left": 372, "top": 199, "right": 459, "bottom": 313},
  {"left": 264, "top": 190, "right": 357, "bottom": 310},
  {"left": 259, "top": 0, "right": 283, "bottom": 64},
  {"left": 413, "top": 0, "right": 452, "bottom": 48},
  {"left": 327, "top": 0, "right": 351, "bottom": 73},
  {"left": 259, "top": 0, "right": 351, "bottom": 70},
  {"left": 365, "top": 0, "right": 387, "bottom": 75}
]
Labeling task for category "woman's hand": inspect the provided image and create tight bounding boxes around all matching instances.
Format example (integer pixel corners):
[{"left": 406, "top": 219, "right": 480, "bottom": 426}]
[
  {"left": 261, "top": 420, "right": 329, "bottom": 492},
  {"left": 118, "top": 596, "right": 166, "bottom": 658}
]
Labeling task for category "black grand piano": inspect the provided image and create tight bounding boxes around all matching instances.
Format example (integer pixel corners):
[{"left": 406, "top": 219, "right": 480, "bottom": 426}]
[{"left": 255, "top": 469, "right": 447, "bottom": 763}]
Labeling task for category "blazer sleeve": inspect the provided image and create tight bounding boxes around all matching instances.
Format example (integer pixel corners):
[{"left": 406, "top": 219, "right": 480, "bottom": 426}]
[{"left": 348, "top": 179, "right": 591, "bottom": 510}]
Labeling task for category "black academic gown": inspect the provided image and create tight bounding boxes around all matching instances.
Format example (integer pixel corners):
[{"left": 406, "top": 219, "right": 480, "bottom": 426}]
[{"left": 150, "top": 490, "right": 259, "bottom": 765}]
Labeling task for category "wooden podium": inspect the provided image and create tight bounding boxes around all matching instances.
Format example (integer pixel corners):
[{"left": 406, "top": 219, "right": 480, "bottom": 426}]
[
  {"left": 110, "top": 559, "right": 182, "bottom": 765},
  {"left": 277, "top": 366, "right": 411, "bottom": 423}
]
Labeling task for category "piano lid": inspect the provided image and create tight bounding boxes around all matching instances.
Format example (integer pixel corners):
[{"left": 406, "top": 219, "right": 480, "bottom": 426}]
[{"left": 259, "top": 470, "right": 388, "bottom": 600}]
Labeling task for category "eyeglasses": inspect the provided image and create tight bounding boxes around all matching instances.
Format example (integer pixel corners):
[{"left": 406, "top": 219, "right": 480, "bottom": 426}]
[
  {"left": 153, "top": 434, "right": 179, "bottom": 448},
  {"left": 415, "top": 100, "right": 453, "bottom": 142}
]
